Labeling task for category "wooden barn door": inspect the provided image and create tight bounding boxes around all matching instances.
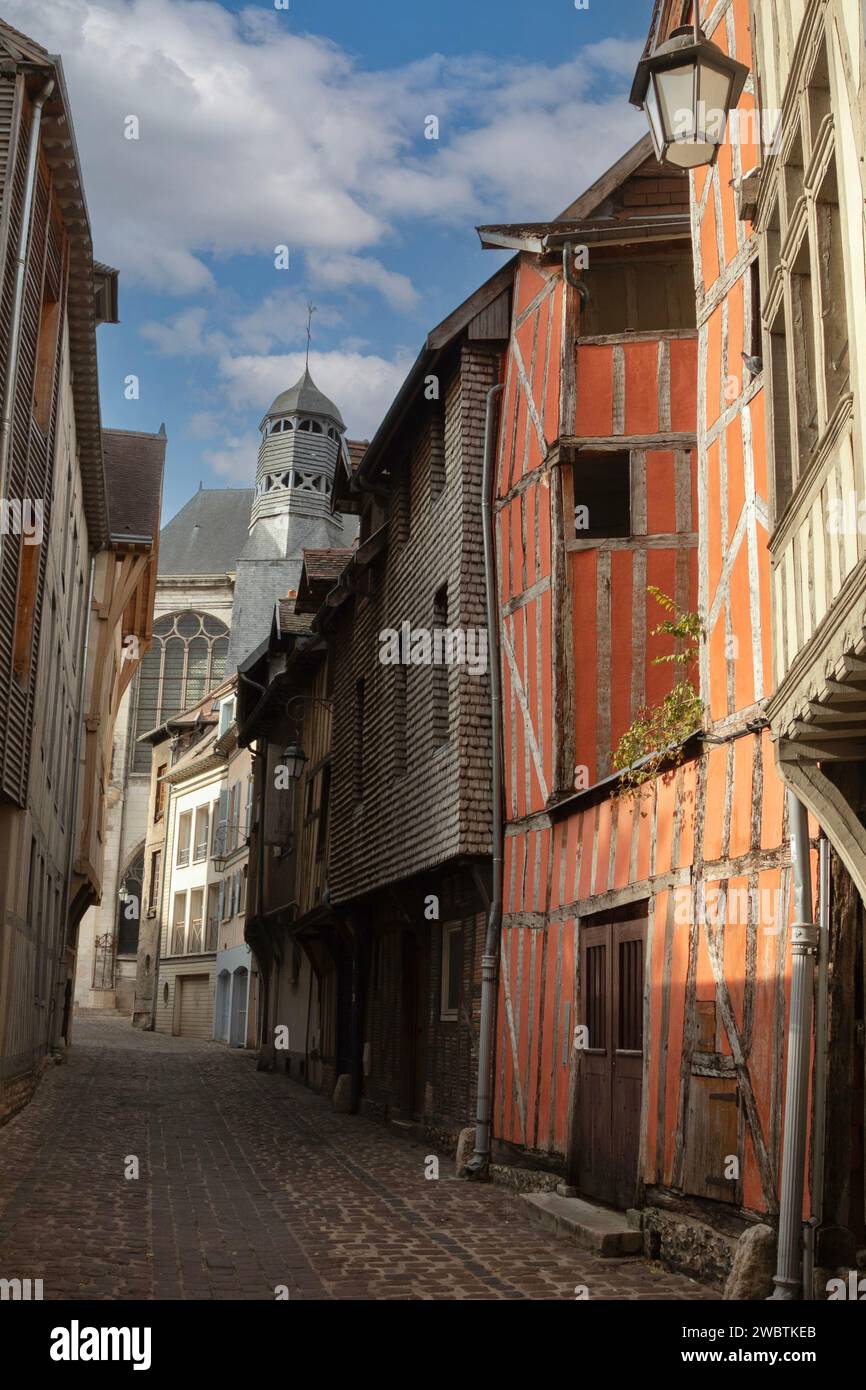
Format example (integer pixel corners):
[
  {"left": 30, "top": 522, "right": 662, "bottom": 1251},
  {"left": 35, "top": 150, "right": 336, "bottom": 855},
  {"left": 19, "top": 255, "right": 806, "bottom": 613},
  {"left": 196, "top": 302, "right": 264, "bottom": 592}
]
[{"left": 575, "top": 916, "right": 646, "bottom": 1208}]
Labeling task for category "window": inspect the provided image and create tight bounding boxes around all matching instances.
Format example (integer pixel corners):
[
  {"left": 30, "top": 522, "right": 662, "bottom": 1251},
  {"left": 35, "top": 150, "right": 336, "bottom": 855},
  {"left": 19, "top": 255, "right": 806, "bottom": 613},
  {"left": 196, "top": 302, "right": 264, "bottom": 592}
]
[
  {"left": 440, "top": 923, "right": 463, "bottom": 1021},
  {"left": 768, "top": 301, "right": 793, "bottom": 517},
  {"left": 206, "top": 883, "right": 220, "bottom": 951},
  {"left": 221, "top": 876, "right": 232, "bottom": 921},
  {"left": 130, "top": 611, "right": 229, "bottom": 773},
  {"left": 218, "top": 695, "right": 236, "bottom": 737},
  {"left": 176, "top": 811, "right": 192, "bottom": 868},
  {"left": 245, "top": 776, "right": 254, "bottom": 839},
  {"left": 239, "top": 865, "right": 248, "bottom": 914},
  {"left": 790, "top": 237, "right": 818, "bottom": 467},
  {"left": 117, "top": 852, "right": 143, "bottom": 957},
  {"left": 154, "top": 766, "right": 167, "bottom": 821},
  {"left": 748, "top": 257, "right": 762, "bottom": 363},
  {"left": 148, "top": 850, "right": 162, "bottom": 912},
  {"left": 432, "top": 586, "right": 449, "bottom": 744},
  {"left": 193, "top": 805, "right": 209, "bottom": 862},
  {"left": 316, "top": 763, "right": 331, "bottom": 858},
  {"left": 215, "top": 787, "right": 228, "bottom": 858},
  {"left": 188, "top": 888, "right": 204, "bottom": 953},
  {"left": 578, "top": 256, "right": 696, "bottom": 336},
  {"left": 33, "top": 283, "right": 61, "bottom": 434},
  {"left": 227, "top": 782, "right": 240, "bottom": 853},
  {"left": 171, "top": 892, "right": 187, "bottom": 955},
  {"left": 815, "top": 159, "right": 848, "bottom": 419},
  {"left": 12, "top": 533, "right": 42, "bottom": 686},
  {"left": 572, "top": 453, "right": 631, "bottom": 538}
]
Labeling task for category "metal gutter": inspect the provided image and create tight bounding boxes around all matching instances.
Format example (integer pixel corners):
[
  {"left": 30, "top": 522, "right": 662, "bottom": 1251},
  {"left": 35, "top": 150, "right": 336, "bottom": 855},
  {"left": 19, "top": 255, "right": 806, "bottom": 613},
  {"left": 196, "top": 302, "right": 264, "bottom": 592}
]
[
  {"left": 804, "top": 835, "right": 831, "bottom": 1299},
  {"left": 770, "top": 790, "right": 818, "bottom": 1299},
  {"left": 465, "top": 381, "right": 505, "bottom": 1177}
]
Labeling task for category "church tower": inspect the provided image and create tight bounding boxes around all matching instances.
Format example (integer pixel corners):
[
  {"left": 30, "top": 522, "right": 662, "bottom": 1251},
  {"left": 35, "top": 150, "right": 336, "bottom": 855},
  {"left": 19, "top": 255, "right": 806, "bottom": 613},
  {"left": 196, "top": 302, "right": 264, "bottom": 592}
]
[{"left": 226, "top": 366, "right": 350, "bottom": 671}]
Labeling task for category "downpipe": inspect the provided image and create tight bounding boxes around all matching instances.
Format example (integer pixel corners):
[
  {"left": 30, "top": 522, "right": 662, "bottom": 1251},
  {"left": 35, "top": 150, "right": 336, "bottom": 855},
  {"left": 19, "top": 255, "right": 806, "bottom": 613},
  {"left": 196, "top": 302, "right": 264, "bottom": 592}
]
[
  {"left": 0, "top": 77, "right": 54, "bottom": 573},
  {"left": 770, "top": 790, "right": 818, "bottom": 1298},
  {"left": 803, "top": 835, "right": 830, "bottom": 1299},
  {"left": 464, "top": 379, "right": 504, "bottom": 1179}
]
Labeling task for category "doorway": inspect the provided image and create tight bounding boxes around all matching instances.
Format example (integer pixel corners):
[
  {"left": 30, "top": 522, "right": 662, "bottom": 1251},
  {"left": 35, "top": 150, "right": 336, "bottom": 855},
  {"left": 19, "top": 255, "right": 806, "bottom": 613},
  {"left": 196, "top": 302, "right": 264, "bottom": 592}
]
[
  {"left": 571, "top": 912, "right": 647, "bottom": 1208},
  {"left": 399, "top": 930, "right": 427, "bottom": 1119}
]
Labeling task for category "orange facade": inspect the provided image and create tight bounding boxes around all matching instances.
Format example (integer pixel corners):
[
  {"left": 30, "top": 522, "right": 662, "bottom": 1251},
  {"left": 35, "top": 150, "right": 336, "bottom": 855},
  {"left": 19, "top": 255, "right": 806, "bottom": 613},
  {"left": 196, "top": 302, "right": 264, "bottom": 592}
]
[{"left": 490, "top": 7, "right": 809, "bottom": 1223}]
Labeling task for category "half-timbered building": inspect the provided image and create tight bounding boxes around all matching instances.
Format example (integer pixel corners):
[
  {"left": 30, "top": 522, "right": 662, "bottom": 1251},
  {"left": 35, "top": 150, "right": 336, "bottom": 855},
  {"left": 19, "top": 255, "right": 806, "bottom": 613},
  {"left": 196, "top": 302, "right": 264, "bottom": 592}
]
[{"left": 478, "top": 117, "right": 801, "bottom": 1285}]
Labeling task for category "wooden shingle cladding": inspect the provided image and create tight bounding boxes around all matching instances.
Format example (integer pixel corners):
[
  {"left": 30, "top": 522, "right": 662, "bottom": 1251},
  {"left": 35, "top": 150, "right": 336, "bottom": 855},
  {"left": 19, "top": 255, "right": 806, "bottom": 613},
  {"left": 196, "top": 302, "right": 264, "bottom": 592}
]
[
  {"left": 0, "top": 89, "right": 69, "bottom": 805},
  {"left": 326, "top": 340, "right": 499, "bottom": 903}
]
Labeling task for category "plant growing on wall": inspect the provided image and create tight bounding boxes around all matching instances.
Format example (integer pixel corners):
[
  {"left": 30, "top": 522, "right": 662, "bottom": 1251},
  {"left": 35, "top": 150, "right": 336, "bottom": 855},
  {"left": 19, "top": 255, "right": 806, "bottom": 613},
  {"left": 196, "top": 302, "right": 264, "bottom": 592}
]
[{"left": 612, "top": 586, "right": 704, "bottom": 796}]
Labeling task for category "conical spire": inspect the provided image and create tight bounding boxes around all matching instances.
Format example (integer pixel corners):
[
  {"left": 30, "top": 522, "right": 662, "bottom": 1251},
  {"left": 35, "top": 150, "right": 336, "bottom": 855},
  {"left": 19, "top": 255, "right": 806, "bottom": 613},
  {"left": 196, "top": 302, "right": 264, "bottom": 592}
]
[{"left": 261, "top": 367, "right": 345, "bottom": 431}]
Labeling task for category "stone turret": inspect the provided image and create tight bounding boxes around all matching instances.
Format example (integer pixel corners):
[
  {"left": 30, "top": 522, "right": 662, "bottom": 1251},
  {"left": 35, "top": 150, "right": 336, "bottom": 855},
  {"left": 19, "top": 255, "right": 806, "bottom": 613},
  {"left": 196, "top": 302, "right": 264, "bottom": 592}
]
[{"left": 225, "top": 367, "right": 349, "bottom": 672}]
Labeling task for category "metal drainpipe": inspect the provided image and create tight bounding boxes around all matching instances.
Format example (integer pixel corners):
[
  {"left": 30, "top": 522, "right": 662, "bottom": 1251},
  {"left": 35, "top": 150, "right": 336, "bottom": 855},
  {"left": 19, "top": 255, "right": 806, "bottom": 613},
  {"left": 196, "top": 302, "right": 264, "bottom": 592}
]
[
  {"left": 0, "top": 77, "right": 54, "bottom": 573},
  {"left": 58, "top": 554, "right": 95, "bottom": 1048},
  {"left": 770, "top": 790, "right": 818, "bottom": 1298},
  {"left": 803, "top": 834, "right": 830, "bottom": 1299},
  {"left": 149, "top": 764, "right": 173, "bottom": 1031},
  {"left": 465, "top": 380, "right": 504, "bottom": 1177},
  {"left": 257, "top": 735, "right": 270, "bottom": 1049}
]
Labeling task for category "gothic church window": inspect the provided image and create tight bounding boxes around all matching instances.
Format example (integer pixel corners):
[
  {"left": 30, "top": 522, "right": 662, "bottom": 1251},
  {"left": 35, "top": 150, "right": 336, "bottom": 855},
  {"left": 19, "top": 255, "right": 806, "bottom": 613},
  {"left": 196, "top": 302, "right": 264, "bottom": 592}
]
[{"left": 129, "top": 611, "right": 229, "bottom": 773}]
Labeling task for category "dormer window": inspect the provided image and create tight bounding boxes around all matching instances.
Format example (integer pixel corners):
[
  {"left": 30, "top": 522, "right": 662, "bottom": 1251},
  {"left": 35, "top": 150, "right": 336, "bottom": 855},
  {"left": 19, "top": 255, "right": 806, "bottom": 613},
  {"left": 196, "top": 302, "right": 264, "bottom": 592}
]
[{"left": 266, "top": 417, "right": 295, "bottom": 436}]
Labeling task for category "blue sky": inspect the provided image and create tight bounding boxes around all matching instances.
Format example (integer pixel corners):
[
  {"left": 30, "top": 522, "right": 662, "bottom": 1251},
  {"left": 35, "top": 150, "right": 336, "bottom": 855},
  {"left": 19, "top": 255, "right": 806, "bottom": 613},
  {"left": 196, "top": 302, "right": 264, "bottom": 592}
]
[{"left": 11, "top": 0, "right": 653, "bottom": 522}]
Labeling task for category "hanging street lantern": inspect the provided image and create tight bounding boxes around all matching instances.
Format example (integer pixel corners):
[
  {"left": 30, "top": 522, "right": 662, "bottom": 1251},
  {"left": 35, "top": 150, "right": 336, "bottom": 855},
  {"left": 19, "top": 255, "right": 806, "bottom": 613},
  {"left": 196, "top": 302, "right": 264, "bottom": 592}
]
[
  {"left": 280, "top": 742, "right": 307, "bottom": 782},
  {"left": 631, "top": 24, "right": 749, "bottom": 170}
]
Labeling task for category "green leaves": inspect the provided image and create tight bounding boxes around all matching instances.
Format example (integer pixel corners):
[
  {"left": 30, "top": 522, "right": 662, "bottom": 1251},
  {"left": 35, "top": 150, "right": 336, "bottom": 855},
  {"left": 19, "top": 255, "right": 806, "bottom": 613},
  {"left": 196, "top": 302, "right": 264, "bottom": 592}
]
[{"left": 612, "top": 589, "right": 704, "bottom": 797}]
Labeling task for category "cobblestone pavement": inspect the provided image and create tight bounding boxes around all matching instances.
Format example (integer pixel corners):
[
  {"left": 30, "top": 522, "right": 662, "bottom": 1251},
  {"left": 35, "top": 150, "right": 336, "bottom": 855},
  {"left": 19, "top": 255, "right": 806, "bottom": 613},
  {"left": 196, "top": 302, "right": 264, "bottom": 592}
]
[{"left": 0, "top": 1014, "right": 715, "bottom": 1301}]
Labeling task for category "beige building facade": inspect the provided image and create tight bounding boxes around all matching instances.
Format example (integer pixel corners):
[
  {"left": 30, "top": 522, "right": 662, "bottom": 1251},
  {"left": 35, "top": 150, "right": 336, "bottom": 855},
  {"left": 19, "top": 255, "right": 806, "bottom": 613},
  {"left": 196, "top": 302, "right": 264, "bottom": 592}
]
[{"left": 0, "top": 24, "right": 163, "bottom": 1120}]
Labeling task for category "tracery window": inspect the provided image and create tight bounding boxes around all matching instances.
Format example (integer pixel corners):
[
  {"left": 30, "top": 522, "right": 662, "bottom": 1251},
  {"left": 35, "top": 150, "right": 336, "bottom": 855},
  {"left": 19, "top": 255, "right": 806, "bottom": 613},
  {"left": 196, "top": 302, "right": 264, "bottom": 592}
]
[{"left": 129, "top": 611, "right": 229, "bottom": 773}]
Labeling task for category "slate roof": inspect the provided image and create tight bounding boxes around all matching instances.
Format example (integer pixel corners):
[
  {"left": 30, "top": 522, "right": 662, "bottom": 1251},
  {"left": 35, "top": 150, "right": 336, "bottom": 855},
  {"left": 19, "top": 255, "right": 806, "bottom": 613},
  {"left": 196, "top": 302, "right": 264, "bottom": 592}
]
[
  {"left": 276, "top": 601, "right": 314, "bottom": 638},
  {"left": 346, "top": 439, "right": 369, "bottom": 473},
  {"left": 263, "top": 367, "right": 345, "bottom": 429},
  {"left": 158, "top": 487, "right": 253, "bottom": 576},
  {"left": 103, "top": 428, "right": 165, "bottom": 542},
  {"left": 295, "top": 548, "right": 353, "bottom": 614}
]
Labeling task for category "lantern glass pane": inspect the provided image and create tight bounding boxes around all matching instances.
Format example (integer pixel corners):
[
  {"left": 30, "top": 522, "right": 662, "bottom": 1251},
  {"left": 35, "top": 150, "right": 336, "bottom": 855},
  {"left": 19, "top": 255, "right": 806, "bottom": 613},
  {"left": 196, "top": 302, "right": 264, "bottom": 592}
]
[
  {"left": 655, "top": 62, "right": 696, "bottom": 143},
  {"left": 644, "top": 78, "right": 666, "bottom": 157},
  {"left": 697, "top": 59, "right": 734, "bottom": 143},
  {"left": 663, "top": 138, "right": 716, "bottom": 168}
]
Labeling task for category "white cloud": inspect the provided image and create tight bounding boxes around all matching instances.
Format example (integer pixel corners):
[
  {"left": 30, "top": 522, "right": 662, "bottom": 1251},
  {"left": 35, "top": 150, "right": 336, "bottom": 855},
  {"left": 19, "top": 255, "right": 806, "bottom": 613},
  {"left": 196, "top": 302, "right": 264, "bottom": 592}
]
[
  {"left": 217, "top": 348, "right": 414, "bottom": 454},
  {"left": 307, "top": 254, "right": 420, "bottom": 311},
  {"left": 141, "top": 306, "right": 227, "bottom": 356},
  {"left": 6, "top": 0, "right": 647, "bottom": 293}
]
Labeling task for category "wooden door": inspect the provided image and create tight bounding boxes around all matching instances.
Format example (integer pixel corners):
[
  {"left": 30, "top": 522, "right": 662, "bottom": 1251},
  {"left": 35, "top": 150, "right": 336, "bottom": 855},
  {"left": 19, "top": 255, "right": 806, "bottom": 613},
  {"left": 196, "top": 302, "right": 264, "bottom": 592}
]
[
  {"left": 575, "top": 916, "right": 646, "bottom": 1208},
  {"left": 399, "top": 931, "right": 427, "bottom": 1118}
]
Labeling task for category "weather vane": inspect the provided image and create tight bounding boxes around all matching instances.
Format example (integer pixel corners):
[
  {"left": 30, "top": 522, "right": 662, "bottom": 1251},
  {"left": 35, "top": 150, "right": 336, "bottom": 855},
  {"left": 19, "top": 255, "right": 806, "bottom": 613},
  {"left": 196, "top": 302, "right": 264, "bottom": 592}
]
[{"left": 305, "top": 302, "right": 317, "bottom": 368}]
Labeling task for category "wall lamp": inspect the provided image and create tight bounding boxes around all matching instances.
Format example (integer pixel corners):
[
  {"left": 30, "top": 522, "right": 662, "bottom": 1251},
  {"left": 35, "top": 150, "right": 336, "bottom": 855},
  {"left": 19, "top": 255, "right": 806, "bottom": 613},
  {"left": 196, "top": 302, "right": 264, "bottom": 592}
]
[
  {"left": 631, "top": 20, "right": 749, "bottom": 170},
  {"left": 280, "top": 695, "right": 334, "bottom": 783}
]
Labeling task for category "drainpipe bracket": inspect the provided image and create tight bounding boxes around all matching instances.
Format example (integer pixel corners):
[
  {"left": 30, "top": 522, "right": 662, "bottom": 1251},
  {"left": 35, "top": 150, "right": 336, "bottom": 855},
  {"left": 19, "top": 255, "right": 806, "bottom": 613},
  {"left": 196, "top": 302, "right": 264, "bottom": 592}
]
[{"left": 790, "top": 923, "right": 818, "bottom": 955}]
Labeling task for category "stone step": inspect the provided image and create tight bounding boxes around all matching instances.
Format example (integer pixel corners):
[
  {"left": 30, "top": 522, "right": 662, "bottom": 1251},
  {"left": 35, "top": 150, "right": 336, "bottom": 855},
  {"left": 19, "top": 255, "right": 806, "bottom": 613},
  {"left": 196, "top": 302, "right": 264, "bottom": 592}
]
[{"left": 520, "top": 1191, "right": 643, "bottom": 1256}]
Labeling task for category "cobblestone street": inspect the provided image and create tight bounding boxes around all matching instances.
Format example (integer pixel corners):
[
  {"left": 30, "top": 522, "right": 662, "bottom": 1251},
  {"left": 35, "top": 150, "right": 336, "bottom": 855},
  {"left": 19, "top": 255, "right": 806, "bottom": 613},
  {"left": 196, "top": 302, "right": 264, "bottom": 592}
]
[{"left": 0, "top": 1014, "right": 714, "bottom": 1301}]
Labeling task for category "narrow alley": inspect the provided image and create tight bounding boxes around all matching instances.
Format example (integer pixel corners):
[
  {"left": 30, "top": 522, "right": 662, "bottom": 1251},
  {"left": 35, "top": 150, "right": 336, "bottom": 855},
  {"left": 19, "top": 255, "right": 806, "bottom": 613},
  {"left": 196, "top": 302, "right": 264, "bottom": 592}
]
[{"left": 0, "top": 1015, "right": 710, "bottom": 1302}]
